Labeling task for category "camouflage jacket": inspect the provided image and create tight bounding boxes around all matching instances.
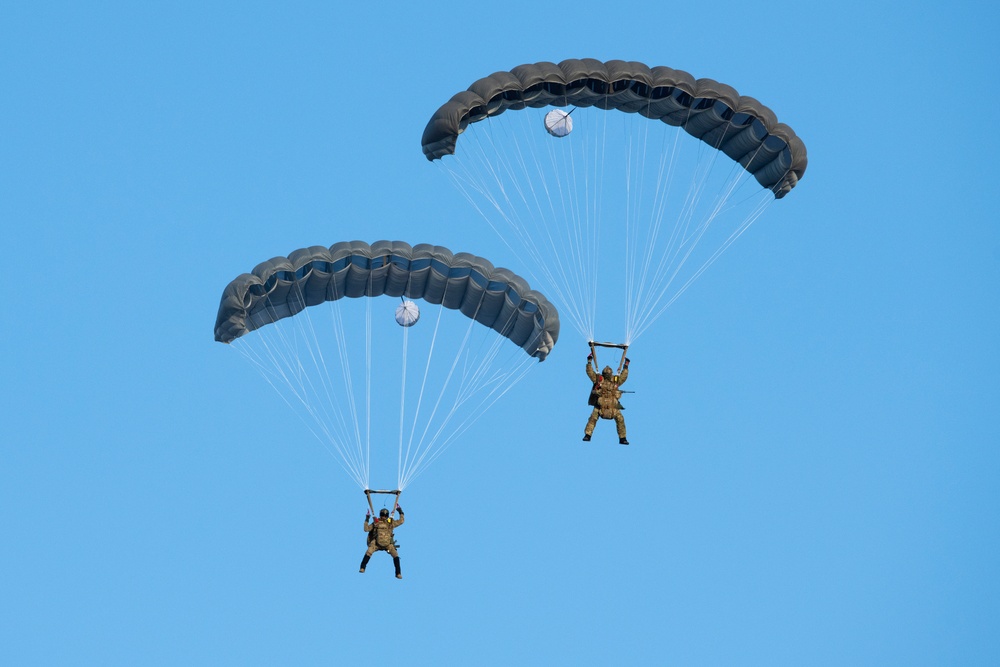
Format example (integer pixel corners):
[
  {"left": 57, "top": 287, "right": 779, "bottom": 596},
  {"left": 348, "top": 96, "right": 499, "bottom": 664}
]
[
  {"left": 586, "top": 360, "right": 628, "bottom": 417},
  {"left": 364, "top": 515, "right": 404, "bottom": 549}
]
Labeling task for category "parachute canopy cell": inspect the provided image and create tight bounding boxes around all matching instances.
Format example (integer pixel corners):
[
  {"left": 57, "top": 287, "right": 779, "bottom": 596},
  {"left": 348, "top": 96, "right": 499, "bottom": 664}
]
[
  {"left": 214, "top": 240, "right": 559, "bottom": 360},
  {"left": 421, "top": 58, "right": 807, "bottom": 198}
]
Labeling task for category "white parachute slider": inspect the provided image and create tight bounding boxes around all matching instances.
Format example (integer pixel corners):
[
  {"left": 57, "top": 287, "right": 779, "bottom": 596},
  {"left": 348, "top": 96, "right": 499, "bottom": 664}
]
[
  {"left": 395, "top": 299, "right": 420, "bottom": 327},
  {"left": 543, "top": 109, "right": 573, "bottom": 137}
]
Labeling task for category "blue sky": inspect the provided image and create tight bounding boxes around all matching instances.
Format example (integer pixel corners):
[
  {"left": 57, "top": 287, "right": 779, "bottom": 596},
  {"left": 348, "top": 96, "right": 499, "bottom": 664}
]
[{"left": 2, "top": 2, "right": 998, "bottom": 665}]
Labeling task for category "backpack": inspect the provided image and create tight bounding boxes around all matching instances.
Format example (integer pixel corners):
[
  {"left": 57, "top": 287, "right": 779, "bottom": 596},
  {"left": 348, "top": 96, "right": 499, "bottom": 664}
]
[{"left": 371, "top": 518, "right": 396, "bottom": 549}]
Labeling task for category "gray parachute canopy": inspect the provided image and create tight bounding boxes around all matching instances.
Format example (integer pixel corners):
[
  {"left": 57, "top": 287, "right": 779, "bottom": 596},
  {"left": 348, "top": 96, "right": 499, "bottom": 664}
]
[
  {"left": 214, "top": 240, "right": 559, "bottom": 360},
  {"left": 421, "top": 58, "right": 807, "bottom": 198}
]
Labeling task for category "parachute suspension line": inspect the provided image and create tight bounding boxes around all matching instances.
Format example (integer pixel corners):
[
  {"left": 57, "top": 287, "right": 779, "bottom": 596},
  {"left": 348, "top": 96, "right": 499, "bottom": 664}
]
[
  {"left": 324, "top": 281, "right": 371, "bottom": 488},
  {"left": 670, "top": 193, "right": 771, "bottom": 300},
  {"left": 424, "top": 308, "right": 538, "bottom": 466},
  {"left": 442, "top": 163, "right": 526, "bottom": 263},
  {"left": 506, "top": 109, "right": 595, "bottom": 339},
  {"left": 443, "top": 115, "right": 594, "bottom": 340},
  {"left": 231, "top": 322, "right": 335, "bottom": 462},
  {"left": 626, "top": 120, "right": 774, "bottom": 341},
  {"left": 535, "top": 107, "right": 596, "bottom": 341},
  {"left": 279, "top": 290, "right": 364, "bottom": 484},
  {"left": 234, "top": 337, "right": 365, "bottom": 490},
  {"left": 402, "top": 350, "right": 532, "bottom": 489},
  {"left": 398, "top": 294, "right": 536, "bottom": 490},
  {"left": 537, "top": 108, "right": 594, "bottom": 341},
  {"left": 583, "top": 110, "right": 601, "bottom": 340},
  {"left": 623, "top": 101, "right": 672, "bottom": 345},
  {"left": 400, "top": 288, "right": 472, "bottom": 489},
  {"left": 282, "top": 273, "right": 370, "bottom": 490},
  {"left": 442, "top": 122, "right": 543, "bottom": 265},
  {"left": 396, "top": 317, "right": 410, "bottom": 491},
  {"left": 398, "top": 280, "right": 538, "bottom": 489},
  {"left": 518, "top": 109, "right": 592, "bottom": 337},
  {"left": 626, "top": 113, "right": 701, "bottom": 342},
  {"left": 322, "top": 277, "right": 369, "bottom": 488},
  {"left": 627, "top": 108, "right": 728, "bottom": 340},
  {"left": 586, "top": 99, "right": 614, "bottom": 343},
  {"left": 364, "top": 287, "right": 374, "bottom": 489},
  {"left": 447, "top": 102, "right": 774, "bottom": 345},
  {"left": 633, "top": 190, "right": 772, "bottom": 340},
  {"left": 232, "top": 290, "right": 368, "bottom": 490},
  {"left": 632, "top": 147, "right": 723, "bottom": 339},
  {"left": 617, "top": 102, "right": 668, "bottom": 344},
  {"left": 623, "top": 107, "right": 709, "bottom": 340},
  {"left": 297, "top": 288, "right": 368, "bottom": 487},
  {"left": 622, "top": 103, "right": 638, "bottom": 344},
  {"left": 396, "top": 289, "right": 449, "bottom": 491},
  {"left": 558, "top": 103, "right": 600, "bottom": 340},
  {"left": 514, "top": 106, "right": 585, "bottom": 340}
]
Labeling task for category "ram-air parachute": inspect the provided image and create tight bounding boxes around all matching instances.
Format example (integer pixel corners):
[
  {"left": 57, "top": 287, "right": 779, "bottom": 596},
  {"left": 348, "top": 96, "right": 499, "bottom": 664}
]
[
  {"left": 215, "top": 240, "right": 559, "bottom": 492},
  {"left": 422, "top": 58, "right": 807, "bottom": 345}
]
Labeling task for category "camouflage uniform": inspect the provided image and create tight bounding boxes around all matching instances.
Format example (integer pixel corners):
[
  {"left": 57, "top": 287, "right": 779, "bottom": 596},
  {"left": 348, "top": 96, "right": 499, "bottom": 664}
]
[
  {"left": 584, "top": 360, "right": 628, "bottom": 441},
  {"left": 359, "top": 509, "right": 404, "bottom": 578}
]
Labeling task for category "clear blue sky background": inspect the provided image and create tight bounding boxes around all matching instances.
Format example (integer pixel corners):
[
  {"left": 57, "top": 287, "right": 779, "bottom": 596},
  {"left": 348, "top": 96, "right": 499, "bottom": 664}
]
[{"left": 2, "top": 2, "right": 998, "bottom": 665}]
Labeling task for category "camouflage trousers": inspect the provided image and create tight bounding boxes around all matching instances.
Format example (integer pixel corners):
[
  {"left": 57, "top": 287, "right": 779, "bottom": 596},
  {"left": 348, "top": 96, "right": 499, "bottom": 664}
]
[
  {"left": 585, "top": 409, "right": 626, "bottom": 438},
  {"left": 365, "top": 542, "right": 399, "bottom": 558}
]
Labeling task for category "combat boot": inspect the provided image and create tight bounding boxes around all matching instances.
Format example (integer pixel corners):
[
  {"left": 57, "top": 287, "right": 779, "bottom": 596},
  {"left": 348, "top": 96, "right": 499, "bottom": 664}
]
[
  {"left": 582, "top": 434, "right": 591, "bottom": 441},
  {"left": 393, "top": 556, "right": 402, "bottom": 579},
  {"left": 359, "top": 555, "right": 370, "bottom": 573},
  {"left": 619, "top": 437, "right": 629, "bottom": 445}
]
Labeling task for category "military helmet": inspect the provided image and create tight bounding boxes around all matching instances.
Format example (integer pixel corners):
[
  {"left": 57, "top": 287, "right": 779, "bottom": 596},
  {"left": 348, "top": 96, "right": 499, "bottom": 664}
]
[
  {"left": 379, "top": 508, "right": 390, "bottom": 519},
  {"left": 602, "top": 365, "right": 613, "bottom": 377}
]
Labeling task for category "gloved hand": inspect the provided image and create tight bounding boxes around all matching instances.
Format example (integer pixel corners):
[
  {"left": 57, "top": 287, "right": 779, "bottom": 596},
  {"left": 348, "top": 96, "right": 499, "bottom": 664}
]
[
  {"left": 396, "top": 506, "right": 404, "bottom": 515},
  {"left": 624, "top": 357, "right": 630, "bottom": 366},
  {"left": 366, "top": 511, "right": 371, "bottom": 521},
  {"left": 587, "top": 353, "right": 593, "bottom": 360}
]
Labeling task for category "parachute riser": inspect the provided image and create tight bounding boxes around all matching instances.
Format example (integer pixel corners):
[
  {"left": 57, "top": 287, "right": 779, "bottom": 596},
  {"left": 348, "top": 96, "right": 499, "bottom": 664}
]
[
  {"left": 589, "top": 341, "right": 629, "bottom": 375},
  {"left": 365, "top": 489, "right": 402, "bottom": 516}
]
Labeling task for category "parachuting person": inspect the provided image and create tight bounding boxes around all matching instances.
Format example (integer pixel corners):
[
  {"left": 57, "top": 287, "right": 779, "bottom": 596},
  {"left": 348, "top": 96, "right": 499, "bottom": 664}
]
[
  {"left": 360, "top": 506, "right": 405, "bottom": 579},
  {"left": 582, "top": 352, "right": 630, "bottom": 445}
]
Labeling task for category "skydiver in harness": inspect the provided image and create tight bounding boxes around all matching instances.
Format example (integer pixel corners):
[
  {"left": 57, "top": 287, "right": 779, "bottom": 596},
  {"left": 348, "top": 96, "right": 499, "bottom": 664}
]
[
  {"left": 360, "top": 504, "right": 405, "bottom": 579},
  {"left": 582, "top": 342, "right": 630, "bottom": 445}
]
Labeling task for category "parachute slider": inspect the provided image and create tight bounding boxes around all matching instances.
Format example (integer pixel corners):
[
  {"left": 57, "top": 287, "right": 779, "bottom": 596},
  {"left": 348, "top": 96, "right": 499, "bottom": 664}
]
[
  {"left": 395, "top": 299, "right": 420, "bottom": 327},
  {"left": 543, "top": 109, "right": 573, "bottom": 137}
]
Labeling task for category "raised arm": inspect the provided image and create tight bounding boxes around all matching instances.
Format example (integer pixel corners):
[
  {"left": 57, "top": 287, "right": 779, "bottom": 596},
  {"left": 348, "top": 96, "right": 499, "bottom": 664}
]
[{"left": 618, "top": 362, "right": 629, "bottom": 386}]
